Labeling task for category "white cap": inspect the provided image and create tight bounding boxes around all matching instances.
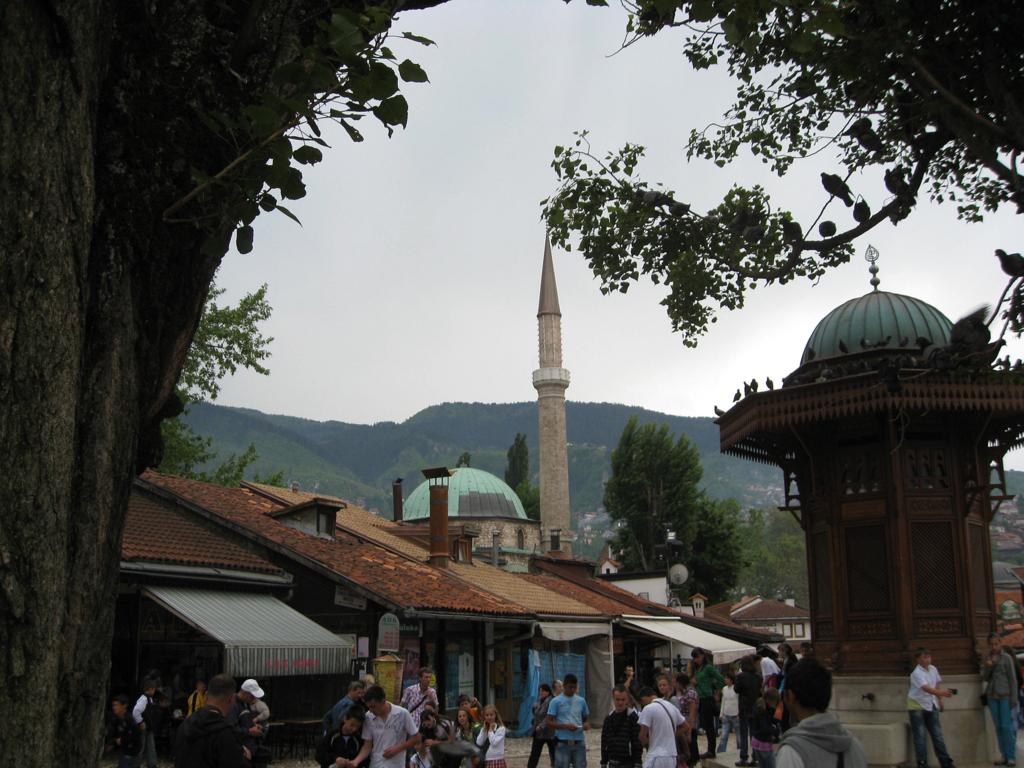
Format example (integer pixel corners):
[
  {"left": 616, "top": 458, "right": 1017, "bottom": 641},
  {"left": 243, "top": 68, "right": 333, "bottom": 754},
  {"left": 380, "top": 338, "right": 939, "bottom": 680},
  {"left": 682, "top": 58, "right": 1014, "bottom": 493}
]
[{"left": 240, "top": 679, "right": 264, "bottom": 699}]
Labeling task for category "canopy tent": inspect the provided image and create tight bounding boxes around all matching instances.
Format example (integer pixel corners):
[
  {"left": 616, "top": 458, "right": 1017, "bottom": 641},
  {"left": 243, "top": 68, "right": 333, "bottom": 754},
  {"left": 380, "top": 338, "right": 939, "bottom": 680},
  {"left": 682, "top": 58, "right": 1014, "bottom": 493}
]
[
  {"left": 144, "top": 586, "right": 352, "bottom": 676},
  {"left": 537, "top": 621, "right": 609, "bottom": 642},
  {"left": 620, "top": 616, "right": 755, "bottom": 665}
]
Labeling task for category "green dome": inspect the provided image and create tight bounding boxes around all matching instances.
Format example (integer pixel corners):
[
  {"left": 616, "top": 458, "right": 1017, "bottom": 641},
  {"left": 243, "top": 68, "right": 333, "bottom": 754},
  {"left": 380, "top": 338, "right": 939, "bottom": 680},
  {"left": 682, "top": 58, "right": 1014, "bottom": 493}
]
[
  {"left": 403, "top": 467, "right": 528, "bottom": 520},
  {"left": 801, "top": 290, "right": 952, "bottom": 365}
]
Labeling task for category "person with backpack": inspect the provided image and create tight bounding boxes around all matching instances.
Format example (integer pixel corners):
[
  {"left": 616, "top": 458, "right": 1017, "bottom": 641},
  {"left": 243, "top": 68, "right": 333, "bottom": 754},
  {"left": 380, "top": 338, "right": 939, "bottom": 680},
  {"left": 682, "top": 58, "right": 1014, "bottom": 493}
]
[
  {"left": 318, "top": 707, "right": 366, "bottom": 768},
  {"left": 132, "top": 676, "right": 162, "bottom": 768},
  {"left": 775, "top": 659, "right": 867, "bottom": 768},
  {"left": 637, "top": 686, "right": 687, "bottom": 768}
]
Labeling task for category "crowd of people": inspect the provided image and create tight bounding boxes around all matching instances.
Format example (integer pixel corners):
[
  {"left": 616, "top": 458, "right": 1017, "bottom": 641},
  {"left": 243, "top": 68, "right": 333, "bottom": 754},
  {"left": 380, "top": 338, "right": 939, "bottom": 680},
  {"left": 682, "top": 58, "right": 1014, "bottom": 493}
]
[{"left": 106, "top": 635, "right": 1024, "bottom": 768}]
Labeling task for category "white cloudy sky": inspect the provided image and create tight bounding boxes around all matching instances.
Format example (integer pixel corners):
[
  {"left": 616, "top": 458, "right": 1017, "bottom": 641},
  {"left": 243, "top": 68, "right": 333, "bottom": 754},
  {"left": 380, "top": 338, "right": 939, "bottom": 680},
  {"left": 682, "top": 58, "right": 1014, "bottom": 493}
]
[{"left": 214, "top": 1, "right": 1024, "bottom": 463}]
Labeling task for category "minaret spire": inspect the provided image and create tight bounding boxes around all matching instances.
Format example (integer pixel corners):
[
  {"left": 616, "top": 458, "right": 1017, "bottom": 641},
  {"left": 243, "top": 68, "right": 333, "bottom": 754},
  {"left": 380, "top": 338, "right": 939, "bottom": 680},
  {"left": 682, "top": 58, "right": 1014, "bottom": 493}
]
[{"left": 533, "top": 234, "right": 572, "bottom": 554}]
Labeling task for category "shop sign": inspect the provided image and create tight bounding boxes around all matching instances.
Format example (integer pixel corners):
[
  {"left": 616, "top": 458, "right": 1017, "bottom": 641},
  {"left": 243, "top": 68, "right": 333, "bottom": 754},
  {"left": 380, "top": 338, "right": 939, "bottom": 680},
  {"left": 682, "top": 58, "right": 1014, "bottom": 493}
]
[
  {"left": 334, "top": 586, "right": 368, "bottom": 610},
  {"left": 377, "top": 612, "right": 400, "bottom": 653}
]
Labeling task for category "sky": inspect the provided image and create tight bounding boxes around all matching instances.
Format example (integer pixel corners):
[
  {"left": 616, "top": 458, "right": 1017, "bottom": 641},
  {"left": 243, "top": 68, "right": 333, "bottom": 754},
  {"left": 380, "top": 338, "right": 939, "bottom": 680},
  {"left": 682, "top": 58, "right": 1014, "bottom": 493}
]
[{"left": 213, "top": 2, "right": 1024, "bottom": 464}]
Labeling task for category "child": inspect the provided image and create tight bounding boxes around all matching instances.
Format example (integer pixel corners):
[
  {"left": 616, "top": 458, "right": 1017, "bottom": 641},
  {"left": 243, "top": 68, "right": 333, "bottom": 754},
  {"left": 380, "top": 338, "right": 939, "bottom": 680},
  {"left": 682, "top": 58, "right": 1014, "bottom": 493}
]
[
  {"left": 717, "top": 672, "right": 739, "bottom": 754},
  {"left": 750, "top": 688, "right": 781, "bottom": 768},
  {"left": 475, "top": 705, "right": 507, "bottom": 768},
  {"left": 106, "top": 694, "right": 141, "bottom": 768},
  {"left": 317, "top": 707, "right": 365, "bottom": 768},
  {"left": 410, "top": 741, "right": 434, "bottom": 768}
]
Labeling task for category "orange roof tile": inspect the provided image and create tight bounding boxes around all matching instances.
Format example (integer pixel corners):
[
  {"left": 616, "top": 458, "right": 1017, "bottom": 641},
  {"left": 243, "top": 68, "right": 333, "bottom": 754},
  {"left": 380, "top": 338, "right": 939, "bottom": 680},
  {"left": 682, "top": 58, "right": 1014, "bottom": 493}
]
[
  {"left": 140, "top": 472, "right": 524, "bottom": 617},
  {"left": 731, "top": 597, "right": 809, "bottom": 620},
  {"left": 124, "top": 491, "right": 284, "bottom": 575},
  {"left": 336, "top": 506, "right": 602, "bottom": 616}
]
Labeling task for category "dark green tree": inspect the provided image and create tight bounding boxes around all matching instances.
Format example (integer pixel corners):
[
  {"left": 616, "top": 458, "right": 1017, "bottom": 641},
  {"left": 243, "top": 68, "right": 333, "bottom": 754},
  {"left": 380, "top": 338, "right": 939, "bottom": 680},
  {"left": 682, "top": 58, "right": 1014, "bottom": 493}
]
[
  {"left": 505, "top": 433, "right": 529, "bottom": 488},
  {"left": 734, "top": 507, "right": 809, "bottom": 606},
  {"left": 686, "top": 497, "right": 748, "bottom": 603},
  {"left": 505, "top": 433, "right": 540, "bottom": 520},
  {"left": 547, "top": 1, "right": 1024, "bottom": 343},
  {"left": 158, "top": 284, "right": 275, "bottom": 484},
  {"left": 604, "top": 417, "right": 704, "bottom": 571},
  {"left": 456, "top": 451, "right": 471, "bottom": 467}
]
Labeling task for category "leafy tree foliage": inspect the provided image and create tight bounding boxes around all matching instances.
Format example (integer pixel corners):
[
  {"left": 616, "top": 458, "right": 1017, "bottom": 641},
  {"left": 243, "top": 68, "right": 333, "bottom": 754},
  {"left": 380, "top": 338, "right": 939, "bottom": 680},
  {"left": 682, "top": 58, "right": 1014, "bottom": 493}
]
[
  {"left": 505, "top": 433, "right": 530, "bottom": 488},
  {"left": 686, "top": 497, "right": 747, "bottom": 603},
  {"left": 733, "top": 507, "right": 808, "bottom": 606},
  {"left": 548, "top": 0, "right": 1024, "bottom": 343},
  {"left": 505, "top": 432, "right": 540, "bottom": 520},
  {"left": 456, "top": 451, "right": 471, "bottom": 467},
  {"left": 158, "top": 284, "right": 277, "bottom": 484}
]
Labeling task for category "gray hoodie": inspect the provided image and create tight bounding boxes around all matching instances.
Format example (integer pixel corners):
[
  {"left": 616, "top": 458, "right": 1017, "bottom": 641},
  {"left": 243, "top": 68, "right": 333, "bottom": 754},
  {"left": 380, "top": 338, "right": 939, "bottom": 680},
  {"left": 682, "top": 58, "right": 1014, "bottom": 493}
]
[{"left": 775, "top": 713, "right": 868, "bottom": 768}]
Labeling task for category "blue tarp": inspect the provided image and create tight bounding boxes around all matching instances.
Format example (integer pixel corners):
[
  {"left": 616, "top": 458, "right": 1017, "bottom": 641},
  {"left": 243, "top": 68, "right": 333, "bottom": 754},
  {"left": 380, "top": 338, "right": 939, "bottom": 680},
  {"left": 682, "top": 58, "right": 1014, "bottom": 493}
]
[{"left": 511, "top": 650, "right": 586, "bottom": 737}]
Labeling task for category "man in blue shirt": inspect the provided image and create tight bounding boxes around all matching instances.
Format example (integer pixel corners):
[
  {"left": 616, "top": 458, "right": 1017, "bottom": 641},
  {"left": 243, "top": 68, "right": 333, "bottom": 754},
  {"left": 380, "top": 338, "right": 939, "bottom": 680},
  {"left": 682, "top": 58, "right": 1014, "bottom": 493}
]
[
  {"left": 546, "top": 674, "right": 590, "bottom": 768},
  {"left": 323, "top": 680, "right": 367, "bottom": 736}
]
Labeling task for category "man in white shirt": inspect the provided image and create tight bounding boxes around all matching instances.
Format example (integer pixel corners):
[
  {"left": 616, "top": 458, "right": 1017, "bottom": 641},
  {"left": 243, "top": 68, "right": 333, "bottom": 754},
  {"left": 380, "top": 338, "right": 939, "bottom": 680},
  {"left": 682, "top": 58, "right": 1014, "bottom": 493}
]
[
  {"left": 344, "top": 685, "right": 421, "bottom": 768},
  {"left": 907, "top": 648, "right": 955, "bottom": 768},
  {"left": 637, "top": 686, "right": 687, "bottom": 768}
]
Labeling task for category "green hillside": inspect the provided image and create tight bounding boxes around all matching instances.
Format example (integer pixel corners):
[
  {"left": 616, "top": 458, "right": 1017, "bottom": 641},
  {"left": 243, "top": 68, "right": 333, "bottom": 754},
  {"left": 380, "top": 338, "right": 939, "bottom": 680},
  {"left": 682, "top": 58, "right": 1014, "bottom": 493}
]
[{"left": 183, "top": 400, "right": 784, "bottom": 517}]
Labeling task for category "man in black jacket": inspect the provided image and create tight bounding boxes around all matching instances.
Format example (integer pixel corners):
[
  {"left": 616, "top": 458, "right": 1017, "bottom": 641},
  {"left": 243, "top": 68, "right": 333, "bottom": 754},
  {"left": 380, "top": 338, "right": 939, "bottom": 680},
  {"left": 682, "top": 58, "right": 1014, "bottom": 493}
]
[
  {"left": 601, "top": 686, "right": 641, "bottom": 768},
  {"left": 733, "top": 656, "right": 762, "bottom": 768},
  {"left": 174, "top": 673, "right": 249, "bottom": 768}
]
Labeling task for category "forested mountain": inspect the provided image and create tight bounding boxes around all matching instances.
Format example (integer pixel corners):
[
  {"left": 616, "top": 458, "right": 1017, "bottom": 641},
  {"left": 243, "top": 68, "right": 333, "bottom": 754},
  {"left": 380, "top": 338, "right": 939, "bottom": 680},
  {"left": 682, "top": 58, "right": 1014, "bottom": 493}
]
[{"left": 182, "top": 400, "right": 784, "bottom": 515}]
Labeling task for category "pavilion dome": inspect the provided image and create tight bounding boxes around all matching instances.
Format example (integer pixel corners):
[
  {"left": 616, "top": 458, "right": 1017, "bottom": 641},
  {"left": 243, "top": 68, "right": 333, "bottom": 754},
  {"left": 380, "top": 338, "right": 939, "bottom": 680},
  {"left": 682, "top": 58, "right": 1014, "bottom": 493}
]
[
  {"left": 403, "top": 467, "right": 528, "bottom": 520},
  {"left": 800, "top": 290, "right": 953, "bottom": 366}
]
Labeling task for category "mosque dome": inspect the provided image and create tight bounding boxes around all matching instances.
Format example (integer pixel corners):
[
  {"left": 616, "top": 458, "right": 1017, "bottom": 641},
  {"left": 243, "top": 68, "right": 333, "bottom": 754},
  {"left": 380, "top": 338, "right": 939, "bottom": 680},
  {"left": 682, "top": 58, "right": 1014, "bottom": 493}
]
[
  {"left": 403, "top": 467, "right": 528, "bottom": 520},
  {"left": 800, "top": 290, "right": 953, "bottom": 366}
]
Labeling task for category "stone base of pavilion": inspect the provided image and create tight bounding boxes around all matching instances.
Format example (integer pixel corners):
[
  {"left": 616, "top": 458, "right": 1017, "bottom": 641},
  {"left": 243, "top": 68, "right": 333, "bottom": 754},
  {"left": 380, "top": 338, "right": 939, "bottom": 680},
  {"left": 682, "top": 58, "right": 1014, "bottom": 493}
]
[{"left": 706, "top": 675, "right": 1000, "bottom": 768}]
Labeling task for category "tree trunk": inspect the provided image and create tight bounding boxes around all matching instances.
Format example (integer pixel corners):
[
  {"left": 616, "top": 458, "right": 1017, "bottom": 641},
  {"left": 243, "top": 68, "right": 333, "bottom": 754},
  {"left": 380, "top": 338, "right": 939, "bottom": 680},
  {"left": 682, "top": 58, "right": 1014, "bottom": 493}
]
[{"left": 0, "top": 1, "right": 453, "bottom": 764}]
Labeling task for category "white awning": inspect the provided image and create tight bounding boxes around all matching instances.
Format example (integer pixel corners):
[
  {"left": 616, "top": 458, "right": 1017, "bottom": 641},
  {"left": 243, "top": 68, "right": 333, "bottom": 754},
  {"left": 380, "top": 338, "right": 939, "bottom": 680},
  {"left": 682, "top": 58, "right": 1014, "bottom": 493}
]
[
  {"left": 538, "top": 621, "right": 610, "bottom": 642},
  {"left": 620, "top": 616, "right": 754, "bottom": 665},
  {"left": 144, "top": 586, "right": 352, "bottom": 677}
]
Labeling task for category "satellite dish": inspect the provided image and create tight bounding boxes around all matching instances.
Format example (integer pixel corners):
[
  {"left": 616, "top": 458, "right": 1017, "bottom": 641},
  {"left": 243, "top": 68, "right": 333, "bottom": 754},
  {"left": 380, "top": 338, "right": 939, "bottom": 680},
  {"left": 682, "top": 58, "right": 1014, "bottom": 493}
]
[{"left": 669, "top": 564, "right": 689, "bottom": 586}]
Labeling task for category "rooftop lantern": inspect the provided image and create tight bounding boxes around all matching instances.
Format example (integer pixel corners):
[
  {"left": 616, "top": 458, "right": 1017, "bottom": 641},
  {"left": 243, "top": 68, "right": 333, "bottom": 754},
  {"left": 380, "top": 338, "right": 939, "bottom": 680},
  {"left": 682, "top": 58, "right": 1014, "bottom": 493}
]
[{"left": 716, "top": 246, "right": 1024, "bottom": 766}]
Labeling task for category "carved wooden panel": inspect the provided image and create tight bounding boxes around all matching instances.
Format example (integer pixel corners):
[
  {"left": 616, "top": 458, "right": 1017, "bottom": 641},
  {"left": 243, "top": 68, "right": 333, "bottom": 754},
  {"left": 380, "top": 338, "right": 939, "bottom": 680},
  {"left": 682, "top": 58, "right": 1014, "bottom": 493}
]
[
  {"left": 845, "top": 524, "right": 891, "bottom": 612},
  {"left": 848, "top": 620, "right": 895, "bottom": 637},
  {"left": 813, "top": 530, "right": 832, "bottom": 615},
  {"left": 906, "top": 497, "right": 953, "bottom": 517},
  {"left": 917, "top": 617, "right": 962, "bottom": 635},
  {"left": 904, "top": 445, "right": 951, "bottom": 491},
  {"left": 841, "top": 499, "right": 885, "bottom": 521},
  {"left": 838, "top": 445, "right": 882, "bottom": 496},
  {"left": 816, "top": 621, "right": 834, "bottom": 637},
  {"left": 912, "top": 522, "right": 959, "bottom": 610}
]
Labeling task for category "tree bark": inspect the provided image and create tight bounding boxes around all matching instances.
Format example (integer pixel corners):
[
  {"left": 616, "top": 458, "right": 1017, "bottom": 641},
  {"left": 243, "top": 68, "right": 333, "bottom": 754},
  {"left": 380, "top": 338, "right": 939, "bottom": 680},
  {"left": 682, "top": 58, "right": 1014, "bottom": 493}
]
[{"left": 0, "top": 0, "right": 448, "bottom": 765}]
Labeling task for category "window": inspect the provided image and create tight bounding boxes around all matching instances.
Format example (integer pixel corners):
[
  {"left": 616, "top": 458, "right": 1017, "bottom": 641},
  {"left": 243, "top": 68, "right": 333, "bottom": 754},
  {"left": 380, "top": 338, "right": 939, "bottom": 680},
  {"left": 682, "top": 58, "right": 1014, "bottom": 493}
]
[
  {"left": 516, "top": 528, "right": 525, "bottom": 549},
  {"left": 317, "top": 510, "right": 336, "bottom": 536},
  {"left": 638, "top": 591, "right": 650, "bottom": 600},
  {"left": 795, "top": 623, "right": 806, "bottom": 638},
  {"left": 783, "top": 623, "right": 794, "bottom": 637}
]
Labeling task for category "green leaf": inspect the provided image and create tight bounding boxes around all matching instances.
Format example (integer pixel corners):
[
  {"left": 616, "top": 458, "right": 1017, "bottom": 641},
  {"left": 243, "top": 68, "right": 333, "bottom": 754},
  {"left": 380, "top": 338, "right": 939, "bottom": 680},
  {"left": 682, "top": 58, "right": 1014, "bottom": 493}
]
[
  {"left": 339, "top": 120, "right": 365, "bottom": 143},
  {"left": 401, "top": 31, "right": 436, "bottom": 46},
  {"left": 689, "top": 0, "right": 715, "bottom": 22},
  {"left": 398, "top": 59, "right": 429, "bottom": 83},
  {"left": 373, "top": 95, "right": 408, "bottom": 128},
  {"left": 235, "top": 225, "right": 254, "bottom": 254},
  {"left": 259, "top": 193, "right": 277, "bottom": 212},
  {"left": 275, "top": 204, "right": 302, "bottom": 225},
  {"left": 293, "top": 145, "right": 324, "bottom": 165}
]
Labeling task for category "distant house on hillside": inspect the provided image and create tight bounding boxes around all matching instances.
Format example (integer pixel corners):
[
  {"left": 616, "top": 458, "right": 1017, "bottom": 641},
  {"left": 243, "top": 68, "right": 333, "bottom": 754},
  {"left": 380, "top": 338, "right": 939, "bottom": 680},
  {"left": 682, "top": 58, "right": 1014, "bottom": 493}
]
[{"left": 707, "top": 595, "right": 811, "bottom": 642}]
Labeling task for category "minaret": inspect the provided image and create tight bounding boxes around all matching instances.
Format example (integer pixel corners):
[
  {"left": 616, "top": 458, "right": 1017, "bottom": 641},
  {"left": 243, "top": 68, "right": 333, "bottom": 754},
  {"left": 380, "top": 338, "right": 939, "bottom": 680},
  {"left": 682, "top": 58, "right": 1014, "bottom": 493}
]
[{"left": 533, "top": 235, "right": 572, "bottom": 553}]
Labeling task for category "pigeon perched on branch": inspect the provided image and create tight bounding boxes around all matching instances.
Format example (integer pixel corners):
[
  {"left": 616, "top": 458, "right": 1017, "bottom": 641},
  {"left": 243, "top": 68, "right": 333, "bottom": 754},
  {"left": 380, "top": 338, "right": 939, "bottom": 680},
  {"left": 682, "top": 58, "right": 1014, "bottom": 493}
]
[{"left": 821, "top": 173, "right": 854, "bottom": 206}]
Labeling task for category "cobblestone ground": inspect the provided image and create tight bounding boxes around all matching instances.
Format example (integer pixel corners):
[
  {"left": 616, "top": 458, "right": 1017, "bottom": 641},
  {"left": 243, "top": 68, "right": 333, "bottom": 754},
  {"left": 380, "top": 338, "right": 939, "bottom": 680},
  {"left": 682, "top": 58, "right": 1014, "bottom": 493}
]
[{"left": 118, "top": 731, "right": 606, "bottom": 768}]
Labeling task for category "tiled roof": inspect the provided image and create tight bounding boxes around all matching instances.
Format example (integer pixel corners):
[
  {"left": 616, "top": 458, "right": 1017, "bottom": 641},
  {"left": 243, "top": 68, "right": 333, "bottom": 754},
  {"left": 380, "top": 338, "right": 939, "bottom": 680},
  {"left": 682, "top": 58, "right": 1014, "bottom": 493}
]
[
  {"left": 241, "top": 480, "right": 345, "bottom": 507},
  {"left": 140, "top": 472, "right": 521, "bottom": 616},
  {"left": 731, "top": 597, "right": 810, "bottom": 621},
  {"left": 336, "top": 506, "right": 602, "bottom": 616},
  {"left": 533, "top": 560, "right": 675, "bottom": 616},
  {"left": 124, "top": 491, "right": 285, "bottom": 575}
]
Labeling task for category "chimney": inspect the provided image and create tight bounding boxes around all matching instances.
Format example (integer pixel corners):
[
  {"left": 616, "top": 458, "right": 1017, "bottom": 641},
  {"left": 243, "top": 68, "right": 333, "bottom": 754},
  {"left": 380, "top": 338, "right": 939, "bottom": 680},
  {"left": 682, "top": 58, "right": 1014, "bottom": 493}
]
[
  {"left": 784, "top": 597, "right": 796, "bottom": 607},
  {"left": 422, "top": 467, "right": 452, "bottom": 568},
  {"left": 392, "top": 478, "right": 404, "bottom": 522},
  {"left": 691, "top": 593, "right": 707, "bottom": 618},
  {"left": 290, "top": 480, "right": 300, "bottom": 492}
]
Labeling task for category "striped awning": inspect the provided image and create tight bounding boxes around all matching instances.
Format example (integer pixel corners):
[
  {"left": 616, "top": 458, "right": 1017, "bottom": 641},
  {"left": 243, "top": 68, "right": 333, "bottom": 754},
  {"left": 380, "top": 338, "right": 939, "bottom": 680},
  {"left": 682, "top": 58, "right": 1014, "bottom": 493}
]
[{"left": 144, "top": 586, "right": 352, "bottom": 677}]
